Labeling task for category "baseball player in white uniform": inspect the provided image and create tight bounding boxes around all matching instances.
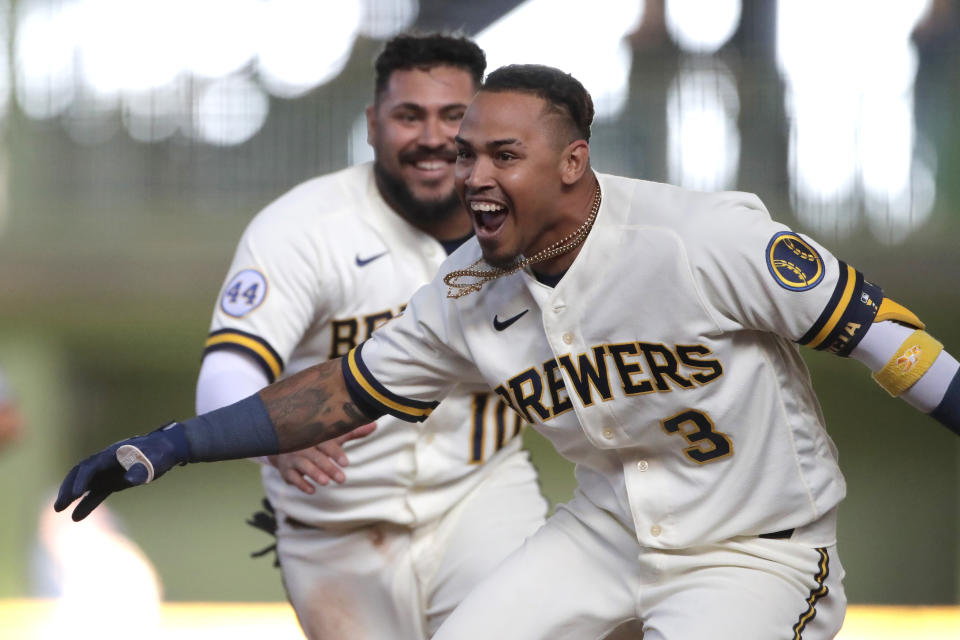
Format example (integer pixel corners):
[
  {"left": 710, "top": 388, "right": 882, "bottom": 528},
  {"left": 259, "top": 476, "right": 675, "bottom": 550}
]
[
  {"left": 192, "top": 35, "right": 547, "bottom": 639},
  {"left": 57, "top": 64, "right": 960, "bottom": 639}
]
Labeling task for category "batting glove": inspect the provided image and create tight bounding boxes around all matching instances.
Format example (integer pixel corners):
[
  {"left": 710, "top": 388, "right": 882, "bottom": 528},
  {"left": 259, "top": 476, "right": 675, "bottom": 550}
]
[{"left": 54, "top": 421, "right": 191, "bottom": 521}]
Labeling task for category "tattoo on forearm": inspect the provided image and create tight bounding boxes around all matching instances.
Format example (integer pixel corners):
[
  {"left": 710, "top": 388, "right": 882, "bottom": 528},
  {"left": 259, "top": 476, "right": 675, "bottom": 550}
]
[
  {"left": 260, "top": 359, "right": 366, "bottom": 451},
  {"left": 342, "top": 401, "right": 369, "bottom": 424}
]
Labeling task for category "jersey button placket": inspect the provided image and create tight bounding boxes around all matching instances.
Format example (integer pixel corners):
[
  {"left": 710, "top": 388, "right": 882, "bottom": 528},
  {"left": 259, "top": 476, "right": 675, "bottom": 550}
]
[{"left": 562, "top": 332, "right": 574, "bottom": 345}]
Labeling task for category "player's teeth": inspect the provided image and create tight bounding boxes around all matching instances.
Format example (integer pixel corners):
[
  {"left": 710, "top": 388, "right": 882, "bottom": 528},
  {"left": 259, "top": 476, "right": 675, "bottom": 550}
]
[
  {"left": 415, "top": 161, "right": 444, "bottom": 170},
  {"left": 470, "top": 202, "right": 505, "bottom": 212}
]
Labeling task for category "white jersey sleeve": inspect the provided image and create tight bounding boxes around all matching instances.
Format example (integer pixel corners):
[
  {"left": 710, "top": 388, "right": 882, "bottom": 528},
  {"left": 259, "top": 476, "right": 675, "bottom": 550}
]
[
  {"left": 204, "top": 181, "right": 345, "bottom": 381},
  {"left": 343, "top": 266, "right": 486, "bottom": 423},
  {"left": 668, "top": 189, "right": 883, "bottom": 356}
]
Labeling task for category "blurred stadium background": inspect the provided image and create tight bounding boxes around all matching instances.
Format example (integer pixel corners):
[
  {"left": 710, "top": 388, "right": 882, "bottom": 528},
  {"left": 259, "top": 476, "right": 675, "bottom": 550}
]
[{"left": 0, "top": 0, "right": 958, "bottom": 637}]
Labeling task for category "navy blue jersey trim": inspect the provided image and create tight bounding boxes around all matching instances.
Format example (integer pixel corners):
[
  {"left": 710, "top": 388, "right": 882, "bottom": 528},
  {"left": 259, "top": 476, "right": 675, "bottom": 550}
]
[
  {"left": 931, "top": 369, "right": 960, "bottom": 437},
  {"left": 340, "top": 355, "right": 387, "bottom": 422},
  {"left": 791, "top": 547, "right": 829, "bottom": 639},
  {"left": 203, "top": 329, "right": 285, "bottom": 383},
  {"left": 798, "top": 262, "right": 850, "bottom": 346},
  {"left": 797, "top": 264, "right": 883, "bottom": 356},
  {"left": 812, "top": 269, "right": 863, "bottom": 350},
  {"left": 341, "top": 341, "right": 438, "bottom": 423},
  {"left": 352, "top": 342, "right": 438, "bottom": 412},
  {"left": 816, "top": 274, "right": 883, "bottom": 356}
]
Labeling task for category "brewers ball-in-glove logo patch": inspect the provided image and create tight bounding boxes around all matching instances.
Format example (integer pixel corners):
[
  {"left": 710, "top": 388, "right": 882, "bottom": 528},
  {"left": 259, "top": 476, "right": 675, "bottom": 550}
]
[
  {"left": 765, "top": 232, "right": 824, "bottom": 291},
  {"left": 221, "top": 269, "right": 268, "bottom": 317}
]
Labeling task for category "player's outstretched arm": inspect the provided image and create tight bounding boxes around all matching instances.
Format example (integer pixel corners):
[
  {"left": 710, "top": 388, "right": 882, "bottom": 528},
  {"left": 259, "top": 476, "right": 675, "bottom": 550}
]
[
  {"left": 848, "top": 313, "right": 960, "bottom": 436},
  {"left": 259, "top": 357, "right": 373, "bottom": 452},
  {"left": 54, "top": 358, "right": 379, "bottom": 521}
]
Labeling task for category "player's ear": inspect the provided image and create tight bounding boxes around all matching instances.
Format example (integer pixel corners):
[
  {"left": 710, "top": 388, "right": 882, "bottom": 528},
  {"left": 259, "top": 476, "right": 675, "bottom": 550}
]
[
  {"left": 365, "top": 104, "right": 377, "bottom": 146},
  {"left": 559, "top": 140, "right": 590, "bottom": 186}
]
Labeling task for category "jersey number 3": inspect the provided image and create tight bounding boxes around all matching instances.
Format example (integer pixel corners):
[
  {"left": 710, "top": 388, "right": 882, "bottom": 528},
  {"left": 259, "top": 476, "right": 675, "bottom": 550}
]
[{"left": 661, "top": 409, "right": 733, "bottom": 464}]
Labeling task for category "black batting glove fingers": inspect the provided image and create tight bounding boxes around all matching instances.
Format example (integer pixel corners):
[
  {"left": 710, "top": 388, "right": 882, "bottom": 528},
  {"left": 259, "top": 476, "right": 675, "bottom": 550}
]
[{"left": 53, "top": 422, "right": 191, "bottom": 521}]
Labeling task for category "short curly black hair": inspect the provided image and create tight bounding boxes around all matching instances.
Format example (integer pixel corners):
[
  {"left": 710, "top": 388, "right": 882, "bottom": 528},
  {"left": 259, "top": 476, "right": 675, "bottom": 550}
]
[
  {"left": 374, "top": 33, "right": 486, "bottom": 101},
  {"left": 481, "top": 64, "right": 594, "bottom": 142}
]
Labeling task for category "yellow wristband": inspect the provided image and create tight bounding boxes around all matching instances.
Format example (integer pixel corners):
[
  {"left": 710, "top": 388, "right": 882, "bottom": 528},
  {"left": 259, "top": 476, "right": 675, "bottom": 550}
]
[{"left": 872, "top": 330, "right": 943, "bottom": 397}]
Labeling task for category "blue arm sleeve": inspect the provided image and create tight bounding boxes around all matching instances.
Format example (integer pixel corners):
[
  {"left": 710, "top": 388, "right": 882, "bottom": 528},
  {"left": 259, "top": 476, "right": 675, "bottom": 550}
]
[{"left": 180, "top": 393, "right": 279, "bottom": 461}]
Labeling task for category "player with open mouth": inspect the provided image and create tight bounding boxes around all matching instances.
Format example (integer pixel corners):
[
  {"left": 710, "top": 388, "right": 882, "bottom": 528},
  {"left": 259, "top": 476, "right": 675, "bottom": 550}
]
[{"left": 56, "top": 63, "right": 960, "bottom": 640}]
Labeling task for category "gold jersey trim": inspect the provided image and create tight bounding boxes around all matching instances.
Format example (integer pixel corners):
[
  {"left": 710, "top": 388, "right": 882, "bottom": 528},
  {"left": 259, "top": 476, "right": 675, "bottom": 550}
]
[
  {"left": 792, "top": 547, "right": 830, "bottom": 639},
  {"left": 345, "top": 347, "right": 434, "bottom": 420},
  {"left": 204, "top": 331, "right": 283, "bottom": 382},
  {"left": 808, "top": 264, "right": 857, "bottom": 349}
]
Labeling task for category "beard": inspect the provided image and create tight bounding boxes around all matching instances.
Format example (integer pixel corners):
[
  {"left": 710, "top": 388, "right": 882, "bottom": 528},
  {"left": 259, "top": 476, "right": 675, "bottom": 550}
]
[{"left": 373, "top": 159, "right": 462, "bottom": 226}]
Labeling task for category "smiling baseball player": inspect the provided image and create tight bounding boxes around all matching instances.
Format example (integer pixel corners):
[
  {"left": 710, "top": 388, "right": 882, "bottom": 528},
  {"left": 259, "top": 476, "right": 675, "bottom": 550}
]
[
  {"left": 191, "top": 35, "right": 546, "bottom": 639},
  {"left": 56, "top": 65, "right": 960, "bottom": 639}
]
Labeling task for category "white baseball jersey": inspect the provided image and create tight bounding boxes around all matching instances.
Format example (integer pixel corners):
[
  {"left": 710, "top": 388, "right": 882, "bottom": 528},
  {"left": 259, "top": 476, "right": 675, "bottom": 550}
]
[
  {"left": 205, "top": 163, "right": 528, "bottom": 528},
  {"left": 345, "top": 171, "right": 887, "bottom": 549}
]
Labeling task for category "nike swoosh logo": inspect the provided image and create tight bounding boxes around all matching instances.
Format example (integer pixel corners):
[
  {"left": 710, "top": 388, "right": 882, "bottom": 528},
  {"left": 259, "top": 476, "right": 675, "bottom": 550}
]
[
  {"left": 355, "top": 251, "right": 389, "bottom": 267},
  {"left": 493, "top": 309, "right": 529, "bottom": 331}
]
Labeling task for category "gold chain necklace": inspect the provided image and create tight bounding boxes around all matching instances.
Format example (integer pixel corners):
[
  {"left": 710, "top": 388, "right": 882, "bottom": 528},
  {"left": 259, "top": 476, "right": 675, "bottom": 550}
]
[{"left": 443, "top": 183, "right": 602, "bottom": 298}]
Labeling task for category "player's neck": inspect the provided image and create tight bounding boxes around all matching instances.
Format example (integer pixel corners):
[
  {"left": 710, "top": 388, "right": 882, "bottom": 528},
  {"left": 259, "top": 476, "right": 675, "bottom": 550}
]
[
  {"left": 524, "top": 177, "right": 599, "bottom": 275},
  {"left": 531, "top": 244, "right": 583, "bottom": 275}
]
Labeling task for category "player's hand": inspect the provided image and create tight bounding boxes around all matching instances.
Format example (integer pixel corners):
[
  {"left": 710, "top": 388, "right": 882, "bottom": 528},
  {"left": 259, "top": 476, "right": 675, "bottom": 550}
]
[
  {"left": 269, "top": 422, "right": 376, "bottom": 494},
  {"left": 54, "top": 422, "right": 191, "bottom": 522}
]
